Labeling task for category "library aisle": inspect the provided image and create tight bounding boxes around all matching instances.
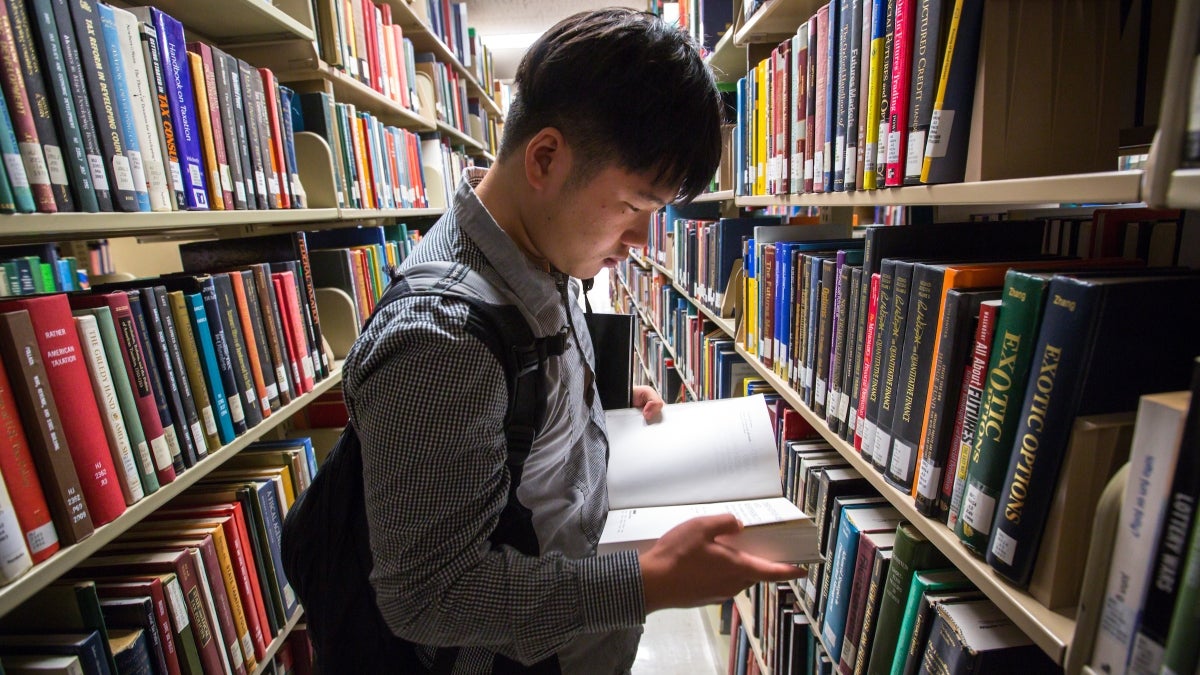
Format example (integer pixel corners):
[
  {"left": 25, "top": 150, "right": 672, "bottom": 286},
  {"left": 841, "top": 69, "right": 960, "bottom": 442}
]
[{"left": 633, "top": 606, "right": 729, "bottom": 675}]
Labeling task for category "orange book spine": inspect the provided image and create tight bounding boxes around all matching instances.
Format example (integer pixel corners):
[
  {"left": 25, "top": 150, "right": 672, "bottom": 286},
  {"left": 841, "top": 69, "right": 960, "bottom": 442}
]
[
  {"left": 188, "top": 52, "right": 225, "bottom": 210},
  {"left": 226, "top": 273, "right": 270, "bottom": 419}
]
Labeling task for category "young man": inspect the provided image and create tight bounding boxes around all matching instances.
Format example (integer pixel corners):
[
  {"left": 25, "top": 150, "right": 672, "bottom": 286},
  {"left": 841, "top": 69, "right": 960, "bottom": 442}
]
[{"left": 342, "top": 8, "right": 802, "bottom": 673}]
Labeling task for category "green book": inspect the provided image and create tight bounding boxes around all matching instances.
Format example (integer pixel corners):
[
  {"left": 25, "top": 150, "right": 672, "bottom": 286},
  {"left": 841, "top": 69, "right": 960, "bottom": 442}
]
[
  {"left": 74, "top": 306, "right": 159, "bottom": 495},
  {"left": 1162, "top": 512, "right": 1200, "bottom": 675},
  {"left": 956, "top": 269, "right": 1051, "bottom": 555},
  {"left": 865, "top": 522, "right": 950, "bottom": 675},
  {"left": 0, "top": 145, "right": 14, "bottom": 213},
  {"left": 888, "top": 569, "right": 972, "bottom": 675},
  {"left": 39, "top": 262, "right": 55, "bottom": 292},
  {"left": 2, "top": 262, "right": 18, "bottom": 295}
]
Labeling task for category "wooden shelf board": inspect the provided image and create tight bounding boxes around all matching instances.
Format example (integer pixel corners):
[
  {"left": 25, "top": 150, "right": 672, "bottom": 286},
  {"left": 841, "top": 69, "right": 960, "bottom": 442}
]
[
  {"left": 726, "top": 342, "right": 1075, "bottom": 664},
  {"left": 252, "top": 609, "right": 306, "bottom": 674},
  {"left": 378, "top": 0, "right": 504, "bottom": 117},
  {"left": 674, "top": 280, "right": 737, "bottom": 338},
  {"left": 0, "top": 208, "right": 342, "bottom": 241},
  {"left": 693, "top": 190, "right": 736, "bottom": 203},
  {"left": 735, "top": 171, "right": 1144, "bottom": 208},
  {"left": 128, "top": 0, "right": 314, "bottom": 42},
  {"left": 734, "top": 0, "right": 813, "bottom": 45},
  {"left": 276, "top": 62, "right": 434, "bottom": 131},
  {"left": 705, "top": 28, "right": 746, "bottom": 82},
  {"left": 436, "top": 122, "right": 486, "bottom": 152},
  {"left": 733, "top": 592, "right": 773, "bottom": 675},
  {"left": 1166, "top": 168, "right": 1200, "bottom": 208},
  {"left": 0, "top": 365, "right": 345, "bottom": 617}
]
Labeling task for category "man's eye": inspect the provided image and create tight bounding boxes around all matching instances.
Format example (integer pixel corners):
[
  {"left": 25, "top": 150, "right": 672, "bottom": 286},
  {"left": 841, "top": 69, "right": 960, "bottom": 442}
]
[{"left": 625, "top": 203, "right": 641, "bottom": 214}]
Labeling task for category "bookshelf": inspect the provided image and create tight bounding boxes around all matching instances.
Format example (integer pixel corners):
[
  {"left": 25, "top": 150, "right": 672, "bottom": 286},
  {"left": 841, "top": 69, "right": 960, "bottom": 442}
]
[
  {"left": 436, "top": 121, "right": 487, "bottom": 154},
  {"left": 732, "top": 0, "right": 813, "bottom": 46},
  {"left": 0, "top": 362, "right": 343, "bottom": 616},
  {"left": 613, "top": 268, "right": 700, "bottom": 401},
  {"left": 116, "top": 0, "right": 317, "bottom": 43},
  {"left": 271, "top": 58, "right": 436, "bottom": 131},
  {"left": 733, "top": 592, "right": 772, "bottom": 675},
  {"left": 255, "top": 611, "right": 306, "bottom": 675},
  {"left": 705, "top": 29, "right": 746, "bottom": 83},
  {"left": 693, "top": 190, "right": 737, "bottom": 204},
  {"left": 1142, "top": 0, "right": 1200, "bottom": 210}
]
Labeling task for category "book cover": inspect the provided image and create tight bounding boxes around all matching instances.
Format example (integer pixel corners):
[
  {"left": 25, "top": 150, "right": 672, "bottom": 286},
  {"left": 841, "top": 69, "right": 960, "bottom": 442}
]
[
  {"left": 108, "top": 627, "right": 153, "bottom": 675},
  {"left": 96, "top": 3, "right": 151, "bottom": 212},
  {"left": 211, "top": 273, "right": 263, "bottom": 429},
  {"left": 0, "top": 296, "right": 125, "bottom": 526},
  {"left": 96, "top": 595, "right": 171, "bottom": 675},
  {"left": 920, "top": 0, "right": 985, "bottom": 184},
  {"left": 133, "top": 19, "right": 183, "bottom": 209},
  {"left": 945, "top": 299, "right": 1001, "bottom": 529},
  {"left": 0, "top": 345, "right": 59, "bottom": 563},
  {"left": 109, "top": 6, "right": 171, "bottom": 211},
  {"left": 186, "top": 42, "right": 233, "bottom": 211},
  {"left": 0, "top": 474, "right": 32, "bottom": 583},
  {"left": 235, "top": 59, "right": 268, "bottom": 209},
  {"left": 186, "top": 51, "right": 224, "bottom": 211},
  {"left": 848, "top": 547, "right": 892, "bottom": 675},
  {"left": 923, "top": 598, "right": 1058, "bottom": 674},
  {"left": 901, "top": 0, "right": 950, "bottom": 185},
  {"left": 821, "top": 508, "right": 903, "bottom": 661},
  {"left": 887, "top": 568, "right": 971, "bottom": 675},
  {"left": 182, "top": 289, "right": 242, "bottom": 441},
  {"left": 883, "top": 0, "right": 914, "bottom": 186},
  {"left": 94, "top": 575, "right": 192, "bottom": 675},
  {"left": 211, "top": 48, "right": 250, "bottom": 210},
  {"left": 256, "top": 69, "right": 286, "bottom": 208},
  {"left": 864, "top": 522, "right": 948, "bottom": 675},
  {"left": 0, "top": 579, "right": 119, "bottom": 672},
  {"left": 69, "top": 293, "right": 176, "bottom": 486},
  {"left": 227, "top": 271, "right": 274, "bottom": 416},
  {"left": 248, "top": 263, "right": 294, "bottom": 405},
  {"left": 0, "top": 88, "right": 36, "bottom": 213},
  {"left": 0, "top": 631, "right": 109, "bottom": 675}
]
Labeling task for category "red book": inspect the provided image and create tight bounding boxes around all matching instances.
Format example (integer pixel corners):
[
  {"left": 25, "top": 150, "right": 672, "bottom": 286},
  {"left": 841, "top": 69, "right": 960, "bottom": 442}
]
[
  {"left": 257, "top": 69, "right": 289, "bottom": 209},
  {"left": 0, "top": 353, "right": 60, "bottom": 563},
  {"left": 393, "top": 24, "right": 410, "bottom": 109},
  {"left": 93, "top": 576, "right": 183, "bottom": 675},
  {"left": 0, "top": 0, "right": 55, "bottom": 212},
  {"left": 272, "top": 272, "right": 313, "bottom": 393},
  {"left": 884, "top": 0, "right": 915, "bottom": 187},
  {"left": 0, "top": 295, "right": 125, "bottom": 525},
  {"left": 188, "top": 42, "right": 234, "bottom": 210},
  {"left": 803, "top": 17, "right": 817, "bottom": 193},
  {"left": 363, "top": 0, "right": 380, "bottom": 93},
  {"left": 407, "top": 131, "right": 426, "bottom": 207},
  {"left": 855, "top": 273, "right": 881, "bottom": 453},
  {"left": 70, "top": 293, "right": 177, "bottom": 487},
  {"left": 227, "top": 272, "right": 270, "bottom": 419},
  {"left": 813, "top": 6, "right": 829, "bottom": 194}
]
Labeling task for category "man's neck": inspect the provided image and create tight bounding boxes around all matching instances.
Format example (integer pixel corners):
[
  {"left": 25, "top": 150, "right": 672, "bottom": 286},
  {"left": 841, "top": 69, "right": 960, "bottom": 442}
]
[{"left": 474, "top": 164, "right": 552, "bottom": 273}]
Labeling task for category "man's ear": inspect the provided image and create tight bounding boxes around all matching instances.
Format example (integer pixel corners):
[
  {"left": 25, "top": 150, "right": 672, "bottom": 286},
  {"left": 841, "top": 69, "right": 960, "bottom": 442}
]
[{"left": 524, "top": 127, "right": 571, "bottom": 194}]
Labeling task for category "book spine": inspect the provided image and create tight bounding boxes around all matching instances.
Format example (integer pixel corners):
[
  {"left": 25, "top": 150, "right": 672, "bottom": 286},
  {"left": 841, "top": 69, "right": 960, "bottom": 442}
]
[
  {"left": 227, "top": 272, "right": 271, "bottom": 418},
  {"left": 833, "top": 0, "right": 852, "bottom": 192},
  {"left": 277, "top": 86, "right": 303, "bottom": 208},
  {"left": 0, "top": 309, "right": 94, "bottom": 544},
  {"left": 821, "top": 515, "right": 863, "bottom": 660},
  {"left": 166, "top": 291, "right": 221, "bottom": 453},
  {"left": 254, "top": 480, "right": 298, "bottom": 620},
  {"left": 886, "top": 264, "right": 943, "bottom": 491},
  {"left": 861, "top": 0, "right": 887, "bottom": 189},
  {"left": 0, "top": 90, "right": 35, "bottom": 213},
  {"left": 193, "top": 279, "right": 247, "bottom": 436},
  {"left": 151, "top": 288, "right": 206, "bottom": 463},
  {"left": 152, "top": 8, "right": 209, "bottom": 209},
  {"left": 83, "top": 306, "right": 158, "bottom": 496},
  {"left": 828, "top": 264, "right": 854, "bottom": 429},
  {"left": 863, "top": 260, "right": 897, "bottom": 465},
  {"left": 236, "top": 59, "right": 268, "bottom": 209},
  {"left": 258, "top": 69, "right": 287, "bottom": 208},
  {"left": 187, "top": 51, "right": 224, "bottom": 211},
  {"left": 73, "top": 313, "right": 143, "bottom": 506},
  {"left": 126, "top": 291, "right": 187, "bottom": 472},
  {"left": 855, "top": 273, "right": 881, "bottom": 451},
  {"left": 0, "top": 2, "right": 56, "bottom": 212},
  {"left": 137, "top": 22, "right": 184, "bottom": 209},
  {"left": 97, "top": 3, "right": 150, "bottom": 211},
  {"left": 183, "top": 292, "right": 237, "bottom": 444},
  {"left": 864, "top": 523, "right": 944, "bottom": 675},
  {"left": 814, "top": 258, "right": 837, "bottom": 416},
  {"left": 289, "top": 234, "right": 328, "bottom": 380},
  {"left": 250, "top": 264, "right": 293, "bottom": 405},
  {"left": 272, "top": 273, "right": 311, "bottom": 393},
  {"left": 791, "top": 30, "right": 807, "bottom": 193},
  {"left": 945, "top": 300, "right": 1000, "bottom": 527},
  {"left": 26, "top": 0, "right": 98, "bottom": 212},
  {"left": 920, "top": 0, "right": 984, "bottom": 184},
  {"left": 237, "top": 270, "right": 279, "bottom": 412},
  {"left": 845, "top": 0, "right": 864, "bottom": 191},
  {"left": 902, "top": 0, "right": 941, "bottom": 184},
  {"left": 1160, "top": 499, "right": 1200, "bottom": 675},
  {"left": 0, "top": 354, "right": 59, "bottom": 563},
  {"left": 110, "top": 7, "right": 171, "bottom": 211},
  {"left": 884, "top": 0, "right": 914, "bottom": 186},
  {"left": 956, "top": 273, "right": 1048, "bottom": 555},
  {"left": 850, "top": 549, "right": 892, "bottom": 675},
  {"left": 189, "top": 43, "right": 233, "bottom": 210},
  {"left": 839, "top": 268, "right": 864, "bottom": 432},
  {"left": 212, "top": 274, "right": 263, "bottom": 430},
  {"left": 0, "top": 482, "right": 32, "bottom": 580},
  {"left": 813, "top": 6, "right": 829, "bottom": 194},
  {"left": 215, "top": 50, "right": 251, "bottom": 210}
]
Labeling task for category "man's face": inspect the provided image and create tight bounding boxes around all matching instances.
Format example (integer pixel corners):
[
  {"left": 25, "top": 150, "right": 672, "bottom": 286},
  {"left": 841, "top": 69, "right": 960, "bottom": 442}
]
[{"left": 532, "top": 164, "right": 677, "bottom": 280}]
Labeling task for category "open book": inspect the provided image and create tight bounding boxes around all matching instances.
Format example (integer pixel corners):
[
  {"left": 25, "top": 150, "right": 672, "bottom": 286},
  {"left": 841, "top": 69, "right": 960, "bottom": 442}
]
[{"left": 598, "top": 394, "right": 821, "bottom": 563}]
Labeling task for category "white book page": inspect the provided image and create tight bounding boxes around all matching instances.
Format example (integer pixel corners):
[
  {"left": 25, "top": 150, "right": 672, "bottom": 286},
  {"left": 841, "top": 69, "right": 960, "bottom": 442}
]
[{"left": 604, "top": 394, "right": 782, "bottom": 510}]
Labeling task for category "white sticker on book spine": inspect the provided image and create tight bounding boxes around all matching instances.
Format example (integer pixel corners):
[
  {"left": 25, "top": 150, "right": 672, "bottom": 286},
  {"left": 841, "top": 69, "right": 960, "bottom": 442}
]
[
  {"left": 169, "top": 161, "right": 184, "bottom": 191},
  {"left": 885, "top": 130, "right": 901, "bottom": 164},
  {"left": 150, "top": 435, "right": 173, "bottom": 471},
  {"left": 823, "top": 142, "right": 832, "bottom": 172},
  {"left": 229, "top": 639, "right": 244, "bottom": 669},
  {"left": 834, "top": 135, "right": 845, "bottom": 173},
  {"left": 276, "top": 366, "right": 289, "bottom": 390},
  {"left": 43, "top": 145, "right": 68, "bottom": 185},
  {"left": 234, "top": 181, "right": 246, "bottom": 204},
  {"left": 961, "top": 483, "right": 995, "bottom": 535},
  {"left": 838, "top": 393, "right": 851, "bottom": 421},
  {"left": 266, "top": 382, "right": 279, "bottom": 400},
  {"left": 19, "top": 143, "right": 51, "bottom": 185},
  {"left": 86, "top": 154, "right": 107, "bottom": 188},
  {"left": 111, "top": 154, "right": 135, "bottom": 191},
  {"left": 905, "top": 130, "right": 926, "bottom": 177},
  {"left": 189, "top": 422, "right": 205, "bottom": 454},
  {"left": 220, "top": 165, "right": 233, "bottom": 192},
  {"left": 164, "top": 578, "right": 190, "bottom": 628},
  {"left": 255, "top": 170, "right": 267, "bottom": 196},
  {"left": 26, "top": 521, "right": 58, "bottom": 555},
  {"left": 302, "top": 355, "right": 315, "bottom": 380},
  {"left": 804, "top": 159, "right": 814, "bottom": 182},
  {"left": 163, "top": 427, "right": 181, "bottom": 464},
  {"left": 990, "top": 527, "right": 1018, "bottom": 566},
  {"left": 925, "top": 110, "right": 954, "bottom": 159},
  {"left": 845, "top": 149, "right": 858, "bottom": 187},
  {"left": 815, "top": 378, "right": 827, "bottom": 405},
  {"left": 863, "top": 143, "right": 877, "bottom": 176},
  {"left": 128, "top": 151, "right": 147, "bottom": 193},
  {"left": 4, "top": 153, "right": 29, "bottom": 188},
  {"left": 872, "top": 432, "right": 891, "bottom": 466},
  {"left": 888, "top": 439, "right": 913, "bottom": 482},
  {"left": 188, "top": 163, "right": 204, "bottom": 186},
  {"left": 201, "top": 405, "right": 217, "bottom": 435},
  {"left": 227, "top": 394, "right": 245, "bottom": 424},
  {"left": 917, "top": 458, "right": 941, "bottom": 501}
]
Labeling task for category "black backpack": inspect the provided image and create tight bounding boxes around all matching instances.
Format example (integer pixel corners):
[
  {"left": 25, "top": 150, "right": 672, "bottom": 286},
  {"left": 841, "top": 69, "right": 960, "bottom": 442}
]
[{"left": 281, "top": 267, "right": 567, "bottom": 674}]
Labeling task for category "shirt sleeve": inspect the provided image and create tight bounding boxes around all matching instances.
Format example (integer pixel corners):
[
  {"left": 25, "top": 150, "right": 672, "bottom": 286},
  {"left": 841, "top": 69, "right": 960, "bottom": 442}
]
[{"left": 343, "top": 295, "right": 645, "bottom": 665}]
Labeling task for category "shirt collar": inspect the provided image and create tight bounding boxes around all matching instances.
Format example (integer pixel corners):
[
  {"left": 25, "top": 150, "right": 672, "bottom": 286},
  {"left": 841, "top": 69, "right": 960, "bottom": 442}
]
[{"left": 452, "top": 169, "right": 565, "bottom": 319}]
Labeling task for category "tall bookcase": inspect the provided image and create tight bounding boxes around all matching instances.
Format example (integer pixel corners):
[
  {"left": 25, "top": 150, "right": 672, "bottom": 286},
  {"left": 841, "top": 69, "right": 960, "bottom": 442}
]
[
  {"left": 619, "top": 0, "right": 1199, "bottom": 673},
  {"left": 0, "top": 0, "right": 505, "bottom": 668}
]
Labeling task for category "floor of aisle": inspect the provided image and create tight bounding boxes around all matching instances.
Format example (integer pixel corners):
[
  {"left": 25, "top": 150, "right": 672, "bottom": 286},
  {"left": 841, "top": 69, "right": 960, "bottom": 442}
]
[{"left": 632, "top": 604, "right": 729, "bottom": 675}]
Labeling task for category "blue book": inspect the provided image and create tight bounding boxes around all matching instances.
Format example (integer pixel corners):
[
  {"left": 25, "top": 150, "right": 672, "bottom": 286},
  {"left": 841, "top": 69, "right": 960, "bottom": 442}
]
[
  {"left": 97, "top": 4, "right": 151, "bottom": 212},
  {"left": 250, "top": 478, "right": 299, "bottom": 620},
  {"left": 306, "top": 225, "right": 387, "bottom": 250},
  {"left": 250, "top": 437, "right": 317, "bottom": 481},
  {"left": 774, "top": 241, "right": 795, "bottom": 375},
  {"left": 0, "top": 90, "right": 36, "bottom": 213},
  {"left": 278, "top": 85, "right": 303, "bottom": 208},
  {"left": 140, "top": 7, "right": 208, "bottom": 209},
  {"left": 185, "top": 292, "right": 236, "bottom": 444},
  {"left": 735, "top": 77, "right": 747, "bottom": 196},
  {"left": 823, "top": 0, "right": 839, "bottom": 192},
  {"left": 0, "top": 630, "right": 112, "bottom": 675}
]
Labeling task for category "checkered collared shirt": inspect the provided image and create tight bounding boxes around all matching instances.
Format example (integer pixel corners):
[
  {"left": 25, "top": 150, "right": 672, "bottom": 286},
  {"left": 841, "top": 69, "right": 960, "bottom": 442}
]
[{"left": 342, "top": 168, "right": 645, "bottom": 673}]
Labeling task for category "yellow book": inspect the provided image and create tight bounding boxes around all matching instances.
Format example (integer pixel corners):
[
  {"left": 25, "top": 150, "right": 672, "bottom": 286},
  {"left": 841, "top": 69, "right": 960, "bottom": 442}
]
[
  {"left": 188, "top": 52, "right": 224, "bottom": 210},
  {"left": 920, "top": 0, "right": 965, "bottom": 183},
  {"left": 167, "top": 291, "right": 221, "bottom": 453},
  {"left": 353, "top": 245, "right": 384, "bottom": 299},
  {"left": 745, "top": 273, "right": 758, "bottom": 356},
  {"left": 353, "top": 115, "right": 375, "bottom": 209},
  {"left": 756, "top": 61, "right": 768, "bottom": 196},
  {"left": 210, "top": 467, "right": 297, "bottom": 510},
  {"left": 863, "top": 9, "right": 886, "bottom": 190}
]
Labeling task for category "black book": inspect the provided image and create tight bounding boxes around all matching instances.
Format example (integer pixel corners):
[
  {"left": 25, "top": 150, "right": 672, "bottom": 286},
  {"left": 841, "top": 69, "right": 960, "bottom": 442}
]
[
  {"left": 828, "top": 261, "right": 857, "bottom": 434},
  {"left": 210, "top": 47, "right": 248, "bottom": 210},
  {"left": 987, "top": 273, "right": 1200, "bottom": 586},
  {"left": 837, "top": 267, "right": 863, "bottom": 437},
  {"left": 903, "top": 0, "right": 952, "bottom": 185},
  {"left": 64, "top": 0, "right": 138, "bottom": 211},
  {"left": 125, "top": 290, "right": 186, "bottom": 473},
  {"left": 236, "top": 58, "right": 269, "bottom": 209},
  {"left": 139, "top": 286, "right": 200, "bottom": 468},
  {"left": 237, "top": 269, "right": 280, "bottom": 413},
  {"left": 27, "top": 0, "right": 101, "bottom": 211},
  {"left": 246, "top": 62, "right": 279, "bottom": 208},
  {"left": 583, "top": 312, "right": 634, "bottom": 411},
  {"left": 886, "top": 261, "right": 947, "bottom": 491},
  {"left": 844, "top": 266, "right": 868, "bottom": 444},
  {"left": 922, "top": 599, "right": 1058, "bottom": 675},
  {"left": 136, "top": 22, "right": 181, "bottom": 210},
  {"left": 862, "top": 259, "right": 897, "bottom": 469},
  {"left": 814, "top": 258, "right": 838, "bottom": 419},
  {"left": 249, "top": 262, "right": 295, "bottom": 405},
  {"left": 901, "top": 592, "right": 984, "bottom": 675},
  {"left": 871, "top": 259, "right": 916, "bottom": 474},
  {"left": 97, "top": 596, "right": 170, "bottom": 675},
  {"left": 211, "top": 272, "right": 263, "bottom": 429},
  {"left": 792, "top": 250, "right": 811, "bottom": 392},
  {"left": 220, "top": 51, "right": 255, "bottom": 210},
  {"left": 153, "top": 286, "right": 207, "bottom": 461},
  {"left": 913, "top": 287, "right": 1000, "bottom": 517},
  {"left": 9, "top": 0, "right": 75, "bottom": 210}
]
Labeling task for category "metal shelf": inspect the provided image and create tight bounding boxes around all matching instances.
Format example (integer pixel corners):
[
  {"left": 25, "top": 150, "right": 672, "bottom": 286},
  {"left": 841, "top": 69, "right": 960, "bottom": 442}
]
[
  {"left": 705, "top": 29, "right": 746, "bottom": 83},
  {"left": 735, "top": 171, "right": 1144, "bottom": 208},
  {"left": 0, "top": 365, "right": 345, "bottom": 617},
  {"left": 125, "top": 0, "right": 315, "bottom": 43},
  {"left": 693, "top": 190, "right": 736, "bottom": 203},
  {"left": 436, "top": 123, "right": 486, "bottom": 153},
  {"left": 1165, "top": 168, "right": 1200, "bottom": 208},
  {"left": 734, "top": 0, "right": 815, "bottom": 45},
  {"left": 0, "top": 208, "right": 340, "bottom": 241}
]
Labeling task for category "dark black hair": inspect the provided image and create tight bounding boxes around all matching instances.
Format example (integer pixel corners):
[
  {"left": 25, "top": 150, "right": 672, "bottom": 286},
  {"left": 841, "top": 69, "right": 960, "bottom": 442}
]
[{"left": 498, "top": 8, "right": 721, "bottom": 203}]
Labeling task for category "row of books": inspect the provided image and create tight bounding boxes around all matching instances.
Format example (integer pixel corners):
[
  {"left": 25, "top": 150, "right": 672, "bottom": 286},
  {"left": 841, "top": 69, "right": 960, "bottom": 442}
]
[
  {"left": 306, "top": 223, "right": 423, "bottom": 327},
  {"left": 418, "top": 58, "right": 500, "bottom": 156},
  {"left": 294, "top": 90, "right": 434, "bottom": 211},
  {"left": 314, "top": 0, "right": 423, "bottom": 114},
  {"left": 0, "top": 231, "right": 340, "bottom": 586},
  {"left": 0, "top": 441, "right": 318, "bottom": 675},
  {"left": 735, "top": 0, "right": 984, "bottom": 197},
  {"left": 0, "top": 243, "right": 88, "bottom": 297},
  {"left": 0, "top": 2, "right": 306, "bottom": 215},
  {"left": 658, "top": 0, "right": 732, "bottom": 53}
]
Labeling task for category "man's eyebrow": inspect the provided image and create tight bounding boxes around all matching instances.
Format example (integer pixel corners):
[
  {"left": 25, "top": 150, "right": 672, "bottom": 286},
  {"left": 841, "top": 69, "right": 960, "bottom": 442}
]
[{"left": 637, "top": 190, "right": 669, "bottom": 207}]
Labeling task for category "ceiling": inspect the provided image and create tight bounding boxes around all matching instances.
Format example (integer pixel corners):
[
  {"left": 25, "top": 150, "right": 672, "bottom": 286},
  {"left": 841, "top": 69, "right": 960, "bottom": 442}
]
[{"left": 462, "top": 0, "right": 645, "bottom": 81}]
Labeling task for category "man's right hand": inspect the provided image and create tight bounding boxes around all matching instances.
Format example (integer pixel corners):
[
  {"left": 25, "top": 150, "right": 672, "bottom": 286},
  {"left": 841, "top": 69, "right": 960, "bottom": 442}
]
[{"left": 638, "top": 514, "right": 806, "bottom": 614}]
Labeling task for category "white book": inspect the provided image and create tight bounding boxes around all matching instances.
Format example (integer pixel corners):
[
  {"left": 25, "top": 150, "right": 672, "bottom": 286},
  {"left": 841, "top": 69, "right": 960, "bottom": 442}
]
[
  {"left": 74, "top": 314, "right": 144, "bottom": 505},
  {"left": 598, "top": 394, "right": 821, "bottom": 563},
  {"left": 1090, "top": 391, "right": 1190, "bottom": 675},
  {"left": 0, "top": 474, "right": 32, "bottom": 584},
  {"left": 111, "top": 5, "right": 172, "bottom": 211}
]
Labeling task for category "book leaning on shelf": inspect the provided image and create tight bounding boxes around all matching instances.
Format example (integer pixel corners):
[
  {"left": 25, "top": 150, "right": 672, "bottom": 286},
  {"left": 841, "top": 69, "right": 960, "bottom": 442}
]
[{"left": 598, "top": 394, "right": 821, "bottom": 563}]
